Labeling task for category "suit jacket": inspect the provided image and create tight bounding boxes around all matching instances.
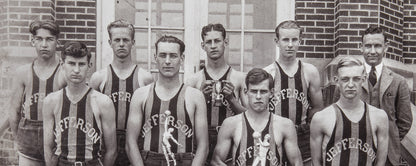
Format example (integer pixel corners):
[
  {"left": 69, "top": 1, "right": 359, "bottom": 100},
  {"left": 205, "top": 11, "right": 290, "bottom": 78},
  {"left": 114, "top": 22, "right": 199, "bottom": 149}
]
[{"left": 334, "top": 66, "right": 412, "bottom": 165}]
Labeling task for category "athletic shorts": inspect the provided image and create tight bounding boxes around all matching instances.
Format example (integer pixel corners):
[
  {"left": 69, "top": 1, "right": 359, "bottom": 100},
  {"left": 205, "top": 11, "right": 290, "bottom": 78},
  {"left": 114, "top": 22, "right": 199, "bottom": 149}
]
[
  {"left": 114, "top": 130, "right": 130, "bottom": 166},
  {"left": 297, "top": 123, "right": 311, "bottom": 162},
  {"left": 17, "top": 118, "right": 44, "bottom": 161},
  {"left": 140, "top": 150, "right": 193, "bottom": 166}
]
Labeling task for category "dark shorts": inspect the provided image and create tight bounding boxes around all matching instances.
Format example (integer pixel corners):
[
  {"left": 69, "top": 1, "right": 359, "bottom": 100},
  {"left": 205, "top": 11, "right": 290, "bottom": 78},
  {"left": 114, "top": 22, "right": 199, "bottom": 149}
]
[
  {"left": 17, "top": 118, "right": 44, "bottom": 161},
  {"left": 140, "top": 150, "right": 194, "bottom": 166},
  {"left": 58, "top": 157, "right": 103, "bottom": 166},
  {"left": 114, "top": 130, "right": 130, "bottom": 166},
  {"left": 297, "top": 123, "right": 311, "bottom": 162}
]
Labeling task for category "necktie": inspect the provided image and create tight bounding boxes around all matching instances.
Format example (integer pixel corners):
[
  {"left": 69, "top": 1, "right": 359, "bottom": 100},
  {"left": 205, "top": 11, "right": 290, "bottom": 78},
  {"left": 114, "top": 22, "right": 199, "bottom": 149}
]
[{"left": 369, "top": 66, "right": 377, "bottom": 86}]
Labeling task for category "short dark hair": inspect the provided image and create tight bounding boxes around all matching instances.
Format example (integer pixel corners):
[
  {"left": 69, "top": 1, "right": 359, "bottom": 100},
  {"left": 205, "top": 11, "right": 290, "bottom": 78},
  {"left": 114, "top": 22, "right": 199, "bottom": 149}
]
[
  {"left": 107, "top": 19, "right": 135, "bottom": 40},
  {"left": 29, "top": 20, "right": 60, "bottom": 38},
  {"left": 275, "top": 20, "right": 302, "bottom": 39},
  {"left": 335, "top": 56, "right": 365, "bottom": 75},
  {"left": 61, "top": 41, "right": 91, "bottom": 63},
  {"left": 245, "top": 68, "right": 274, "bottom": 90},
  {"left": 155, "top": 35, "right": 185, "bottom": 55},
  {"left": 362, "top": 25, "right": 388, "bottom": 42},
  {"left": 201, "top": 23, "right": 226, "bottom": 41}
]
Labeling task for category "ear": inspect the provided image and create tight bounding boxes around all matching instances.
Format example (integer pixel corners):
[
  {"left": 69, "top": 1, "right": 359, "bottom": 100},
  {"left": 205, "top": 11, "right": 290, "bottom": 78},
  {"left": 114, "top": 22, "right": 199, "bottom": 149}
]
[
  {"left": 224, "top": 38, "right": 229, "bottom": 46},
  {"left": 333, "top": 76, "right": 338, "bottom": 83},
  {"left": 31, "top": 36, "right": 36, "bottom": 47},
  {"left": 274, "top": 37, "right": 278, "bottom": 43},
  {"left": 270, "top": 88, "right": 275, "bottom": 97},
  {"left": 132, "top": 39, "right": 136, "bottom": 45},
  {"left": 201, "top": 41, "right": 204, "bottom": 49},
  {"left": 244, "top": 87, "right": 248, "bottom": 94},
  {"left": 108, "top": 39, "right": 112, "bottom": 45},
  {"left": 383, "top": 41, "right": 389, "bottom": 53},
  {"left": 359, "top": 43, "right": 364, "bottom": 52}
]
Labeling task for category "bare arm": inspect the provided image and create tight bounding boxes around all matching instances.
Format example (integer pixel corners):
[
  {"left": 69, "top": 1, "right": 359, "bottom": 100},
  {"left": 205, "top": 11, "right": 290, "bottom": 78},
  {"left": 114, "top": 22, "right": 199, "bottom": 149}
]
[
  {"left": 98, "top": 96, "right": 117, "bottom": 166},
  {"left": 126, "top": 89, "right": 146, "bottom": 166},
  {"left": 395, "top": 78, "right": 412, "bottom": 139},
  {"left": 374, "top": 111, "right": 389, "bottom": 166},
  {"left": 307, "top": 66, "right": 324, "bottom": 123},
  {"left": 211, "top": 118, "right": 234, "bottom": 166},
  {"left": 89, "top": 71, "right": 104, "bottom": 91},
  {"left": 43, "top": 94, "right": 58, "bottom": 166},
  {"left": 282, "top": 119, "right": 303, "bottom": 166},
  {"left": 191, "top": 89, "right": 209, "bottom": 166},
  {"left": 223, "top": 81, "right": 246, "bottom": 114},
  {"left": 310, "top": 112, "right": 325, "bottom": 166},
  {"left": 8, "top": 67, "right": 25, "bottom": 137}
]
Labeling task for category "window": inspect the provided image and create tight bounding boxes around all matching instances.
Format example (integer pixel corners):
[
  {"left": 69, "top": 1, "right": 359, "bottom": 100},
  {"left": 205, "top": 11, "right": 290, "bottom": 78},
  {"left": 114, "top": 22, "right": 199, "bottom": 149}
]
[{"left": 97, "top": 0, "right": 295, "bottom": 76}]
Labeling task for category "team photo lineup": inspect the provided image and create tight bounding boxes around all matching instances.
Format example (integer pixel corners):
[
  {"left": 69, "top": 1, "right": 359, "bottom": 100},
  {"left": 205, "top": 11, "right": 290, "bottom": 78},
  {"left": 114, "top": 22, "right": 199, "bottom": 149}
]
[{"left": 6, "top": 16, "right": 414, "bottom": 166}]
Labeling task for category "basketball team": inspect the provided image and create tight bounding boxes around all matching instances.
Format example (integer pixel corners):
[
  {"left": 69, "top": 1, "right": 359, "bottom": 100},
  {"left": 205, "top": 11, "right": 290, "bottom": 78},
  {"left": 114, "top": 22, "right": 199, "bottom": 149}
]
[{"left": 8, "top": 19, "right": 412, "bottom": 166}]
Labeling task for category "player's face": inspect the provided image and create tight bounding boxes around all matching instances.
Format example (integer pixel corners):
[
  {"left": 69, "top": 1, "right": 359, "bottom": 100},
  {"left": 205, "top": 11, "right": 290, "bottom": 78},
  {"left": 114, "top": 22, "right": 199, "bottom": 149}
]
[
  {"left": 335, "top": 65, "right": 365, "bottom": 100},
  {"left": 361, "top": 33, "right": 387, "bottom": 66},
  {"left": 109, "top": 27, "right": 135, "bottom": 59},
  {"left": 276, "top": 28, "right": 301, "bottom": 58},
  {"left": 62, "top": 56, "right": 90, "bottom": 84},
  {"left": 247, "top": 80, "right": 272, "bottom": 113},
  {"left": 201, "top": 31, "right": 227, "bottom": 60},
  {"left": 31, "top": 28, "right": 58, "bottom": 59},
  {"left": 155, "top": 42, "right": 183, "bottom": 78}
]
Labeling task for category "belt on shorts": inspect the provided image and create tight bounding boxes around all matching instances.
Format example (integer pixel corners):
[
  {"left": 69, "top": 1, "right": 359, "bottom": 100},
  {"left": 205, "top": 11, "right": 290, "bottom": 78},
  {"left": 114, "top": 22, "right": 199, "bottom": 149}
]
[
  {"left": 140, "top": 150, "right": 194, "bottom": 161},
  {"left": 21, "top": 118, "right": 43, "bottom": 126},
  {"left": 58, "top": 157, "right": 101, "bottom": 166}
]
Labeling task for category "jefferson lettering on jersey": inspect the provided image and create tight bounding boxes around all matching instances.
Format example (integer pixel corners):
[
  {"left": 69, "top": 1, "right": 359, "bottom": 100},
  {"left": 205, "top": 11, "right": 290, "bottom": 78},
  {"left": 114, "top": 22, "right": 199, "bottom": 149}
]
[
  {"left": 324, "top": 103, "right": 377, "bottom": 166},
  {"left": 22, "top": 63, "right": 61, "bottom": 120},
  {"left": 54, "top": 88, "right": 102, "bottom": 161},
  {"left": 234, "top": 113, "right": 282, "bottom": 166},
  {"left": 101, "top": 65, "right": 140, "bottom": 130},
  {"left": 139, "top": 83, "right": 194, "bottom": 153}
]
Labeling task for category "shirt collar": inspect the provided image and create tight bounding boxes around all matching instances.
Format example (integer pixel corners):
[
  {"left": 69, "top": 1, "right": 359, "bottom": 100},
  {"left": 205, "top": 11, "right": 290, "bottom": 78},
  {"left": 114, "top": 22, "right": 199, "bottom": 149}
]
[{"left": 364, "top": 62, "right": 383, "bottom": 80}]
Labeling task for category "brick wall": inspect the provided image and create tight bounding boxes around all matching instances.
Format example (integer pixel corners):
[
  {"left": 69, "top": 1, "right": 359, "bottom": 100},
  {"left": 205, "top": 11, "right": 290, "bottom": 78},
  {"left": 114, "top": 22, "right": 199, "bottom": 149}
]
[
  {"left": 379, "top": 0, "right": 404, "bottom": 62},
  {"left": 0, "top": 0, "right": 97, "bottom": 165},
  {"left": 403, "top": 0, "right": 416, "bottom": 64},
  {"left": 295, "top": 0, "right": 335, "bottom": 59}
]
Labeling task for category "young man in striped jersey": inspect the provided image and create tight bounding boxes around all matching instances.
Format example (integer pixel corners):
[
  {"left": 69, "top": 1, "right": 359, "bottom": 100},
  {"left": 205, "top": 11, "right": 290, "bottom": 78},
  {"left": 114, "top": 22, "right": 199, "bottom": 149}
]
[
  {"left": 8, "top": 20, "right": 66, "bottom": 166},
  {"left": 126, "top": 36, "right": 208, "bottom": 166},
  {"left": 310, "top": 57, "right": 389, "bottom": 166},
  {"left": 211, "top": 68, "right": 302, "bottom": 166},
  {"left": 186, "top": 23, "right": 246, "bottom": 164},
  {"left": 43, "top": 41, "right": 117, "bottom": 166},
  {"left": 263, "top": 20, "right": 323, "bottom": 165},
  {"left": 89, "top": 19, "right": 153, "bottom": 165}
]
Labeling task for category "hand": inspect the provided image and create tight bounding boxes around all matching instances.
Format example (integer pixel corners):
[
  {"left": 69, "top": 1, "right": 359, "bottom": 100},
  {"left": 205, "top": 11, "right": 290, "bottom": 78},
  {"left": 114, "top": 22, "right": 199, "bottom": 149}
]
[
  {"left": 201, "top": 80, "right": 213, "bottom": 99},
  {"left": 222, "top": 80, "right": 235, "bottom": 100}
]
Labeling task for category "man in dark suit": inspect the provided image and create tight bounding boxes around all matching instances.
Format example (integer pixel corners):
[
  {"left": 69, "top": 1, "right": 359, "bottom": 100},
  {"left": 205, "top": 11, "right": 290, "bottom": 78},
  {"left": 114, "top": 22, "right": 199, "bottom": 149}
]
[{"left": 335, "top": 25, "right": 412, "bottom": 165}]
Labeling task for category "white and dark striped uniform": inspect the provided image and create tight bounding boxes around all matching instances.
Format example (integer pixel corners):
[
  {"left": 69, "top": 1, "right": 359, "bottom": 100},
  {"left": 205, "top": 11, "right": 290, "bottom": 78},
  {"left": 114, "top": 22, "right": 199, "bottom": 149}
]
[
  {"left": 324, "top": 103, "right": 377, "bottom": 166},
  {"left": 53, "top": 88, "right": 102, "bottom": 161},
  {"left": 201, "top": 67, "right": 234, "bottom": 127},
  {"left": 22, "top": 63, "right": 61, "bottom": 120},
  {"left": 233, "top": 113, "right": 283, "bottom": 166},
  {"left": 139, "top": 83, "right": 194, "bottom": 153},
  {"left": 101, "top": 64, "right": 140, "bottom": 130},
  {"left": 268, "top": 61, "right": 310, "bottom": 125}
]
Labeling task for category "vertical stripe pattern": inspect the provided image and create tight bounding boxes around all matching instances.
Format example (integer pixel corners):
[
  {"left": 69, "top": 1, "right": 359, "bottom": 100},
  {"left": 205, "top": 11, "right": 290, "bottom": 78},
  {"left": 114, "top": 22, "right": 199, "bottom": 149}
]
[
  {"left": 324, "top": 103, "right": 377, "bottom": 166},
  {"left": 139, "top": 83, "right": 194, "bottom": 153},
  {"left": 103, "top": 65, "right": 139, "bottom": 130},
  {"left": 23, "top": 63, "right": 60, "bottom": 120},
  {"left": 54, "top": 88, "right": 102, "bottom": 161},
  {"left": 202, "top": 67, "right": 234, "bottom": 127},
  {"left": 233, "top": 113, "right": 281, "bottom": 166},
  {"left": 272, "top": 61, "right": 309, "bottom": 125}
]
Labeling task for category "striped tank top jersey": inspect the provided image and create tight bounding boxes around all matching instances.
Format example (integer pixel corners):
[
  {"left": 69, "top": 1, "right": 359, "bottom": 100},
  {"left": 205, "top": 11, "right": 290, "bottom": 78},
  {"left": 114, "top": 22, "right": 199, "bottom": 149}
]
[
  {"left": 139, "top": 83, "right": 194, "bottom": 153},
  {"left": 22, "top": 63, "right": 61, "bottom": 120},
  {"left": 202, "top": 67, "right": 234, "bottom": 127},
  {"left": 324, "top": 103, "right": 377, "bottom": 166},
  {"left": 271, "top": 61, "right": 310, "bottom": 125},
  {"left": 101, "top": 65, "right": 140, "bottom": 130},
  {"left": 54, "top": 88, "right": 102, "bottom": 161},
  {"left": 234, "top": 113, "right": 283, "bottom": 166}
]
